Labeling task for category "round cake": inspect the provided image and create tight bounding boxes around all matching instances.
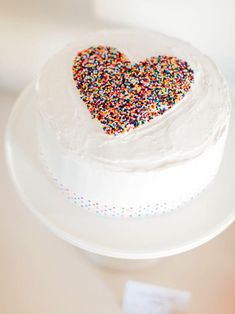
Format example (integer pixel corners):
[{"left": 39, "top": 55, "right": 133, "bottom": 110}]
[{"left": 36, "top": 30, "right": 231, "bottom": 217}]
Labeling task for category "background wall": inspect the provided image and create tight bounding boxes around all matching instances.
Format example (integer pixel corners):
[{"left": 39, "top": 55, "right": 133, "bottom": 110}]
[
  {"left": 0, "top": 0, "right": 96, "bottom": 91},
  {"left": 94, "top": 0, "right": 235, "bottom": 84},
  {"left": 0, "top": 0, "right": 234, "bottom": 92}
]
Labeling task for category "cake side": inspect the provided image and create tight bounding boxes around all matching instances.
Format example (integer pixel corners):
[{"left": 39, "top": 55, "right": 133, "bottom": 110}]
[{"left": 38, "top": 117, "right": 228, "bottom": 217}]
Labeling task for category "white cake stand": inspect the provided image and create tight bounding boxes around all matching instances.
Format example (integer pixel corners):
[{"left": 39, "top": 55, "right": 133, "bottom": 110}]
[{"left": 5, "top": 84, "right": 235, "bottom": 261}]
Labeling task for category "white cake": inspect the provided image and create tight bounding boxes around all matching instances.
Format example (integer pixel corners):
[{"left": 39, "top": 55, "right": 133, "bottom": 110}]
[{"left": 36, "top": 30, "right": 231, "bottom": 217}]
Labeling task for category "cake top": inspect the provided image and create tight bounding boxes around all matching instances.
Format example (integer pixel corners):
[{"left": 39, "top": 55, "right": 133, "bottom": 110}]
[{"left": 36, "top": 30, "right": 230, "bottom": 171}]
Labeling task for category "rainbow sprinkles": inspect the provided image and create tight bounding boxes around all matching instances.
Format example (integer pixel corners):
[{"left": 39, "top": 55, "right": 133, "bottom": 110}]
[{"left": 72, "top": 46, "right": 194, "bottom": 135}]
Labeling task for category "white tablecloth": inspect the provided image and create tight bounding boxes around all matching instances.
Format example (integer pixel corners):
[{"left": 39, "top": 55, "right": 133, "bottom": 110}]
[{"left": 0, "top": 91, "right": 235, "bottom": 314}]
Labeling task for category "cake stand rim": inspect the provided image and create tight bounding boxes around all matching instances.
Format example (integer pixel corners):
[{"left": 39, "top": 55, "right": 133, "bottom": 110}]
[{"left": 4, "top": 83, "right": 235, "bottom": 260}]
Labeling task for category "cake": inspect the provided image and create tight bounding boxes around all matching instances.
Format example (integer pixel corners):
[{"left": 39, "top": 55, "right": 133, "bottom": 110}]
[{"left": 36, "top": 30, "right": 231, "bottom": 218}]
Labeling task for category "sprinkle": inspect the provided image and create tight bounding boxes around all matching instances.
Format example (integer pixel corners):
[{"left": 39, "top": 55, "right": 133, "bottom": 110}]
[{"left": 72, "top": 46, "right": 194, "bottom": 135}]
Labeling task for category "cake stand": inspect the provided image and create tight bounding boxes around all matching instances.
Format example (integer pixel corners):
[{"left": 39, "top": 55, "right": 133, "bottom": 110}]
[{"left": 5, "top": 84, "right": 235, "bottom": 262}]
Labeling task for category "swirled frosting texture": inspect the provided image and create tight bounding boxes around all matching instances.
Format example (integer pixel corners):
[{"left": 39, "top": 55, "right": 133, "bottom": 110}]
[{"left": 36, "top": 30, "right": 231, "bottom": 172}]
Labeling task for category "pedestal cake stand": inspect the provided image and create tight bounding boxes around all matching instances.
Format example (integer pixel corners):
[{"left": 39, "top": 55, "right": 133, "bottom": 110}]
[{"left": 5, "top": 84, "right": 235, "bottom": 261}]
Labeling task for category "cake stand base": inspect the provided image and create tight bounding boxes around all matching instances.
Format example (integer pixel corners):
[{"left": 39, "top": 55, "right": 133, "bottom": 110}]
[{"left": 5, "top": 84, "right": 235, "bottom": 261}]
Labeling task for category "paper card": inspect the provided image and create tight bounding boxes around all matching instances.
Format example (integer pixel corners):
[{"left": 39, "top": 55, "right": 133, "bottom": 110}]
[{"left": 123, "top": 280, "right": 191, "bottom": 314}]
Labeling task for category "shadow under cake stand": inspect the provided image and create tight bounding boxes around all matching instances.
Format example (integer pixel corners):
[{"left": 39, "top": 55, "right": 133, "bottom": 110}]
[{"left": 5, "top": 84, "right": 235, "bottom": 268}]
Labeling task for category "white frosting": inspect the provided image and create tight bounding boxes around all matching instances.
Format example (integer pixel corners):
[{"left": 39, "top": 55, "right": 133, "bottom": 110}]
[
  {"left": 36, "top": 30, "right": 230, "bottom": 172},
  {"left": 35, "top": 30, "right": 231, "bottom": 217}
]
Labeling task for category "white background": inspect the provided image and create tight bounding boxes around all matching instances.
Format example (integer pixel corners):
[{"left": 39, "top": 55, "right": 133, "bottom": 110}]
[{"left": 0, "top": 0, "right": 235, "bottom": 91}]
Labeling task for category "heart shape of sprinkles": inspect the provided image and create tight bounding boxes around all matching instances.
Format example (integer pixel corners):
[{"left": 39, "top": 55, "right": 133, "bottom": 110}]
[{"left": 72, "top": 46, "right": 194, "bottom": 135}]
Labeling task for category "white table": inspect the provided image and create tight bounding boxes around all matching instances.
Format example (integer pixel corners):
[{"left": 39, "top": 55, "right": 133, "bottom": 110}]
[{"left": 1, "top": 91, "right": 235, "bottom": 314}]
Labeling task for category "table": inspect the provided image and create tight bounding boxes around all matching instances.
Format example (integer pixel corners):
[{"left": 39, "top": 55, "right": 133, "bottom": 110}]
[{"left": 1, "top": 91, "right": 235, "bottom": 314}]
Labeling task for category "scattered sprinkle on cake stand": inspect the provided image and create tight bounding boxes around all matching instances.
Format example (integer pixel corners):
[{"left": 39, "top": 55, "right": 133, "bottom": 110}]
[{"left": 5, "top": 84, "right": 235, "bottom": 260}]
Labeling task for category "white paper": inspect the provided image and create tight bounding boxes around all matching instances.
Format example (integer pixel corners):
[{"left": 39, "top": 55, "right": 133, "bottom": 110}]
[{"left": 123, "top": 280, "right": 191, "bottom": 314}]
